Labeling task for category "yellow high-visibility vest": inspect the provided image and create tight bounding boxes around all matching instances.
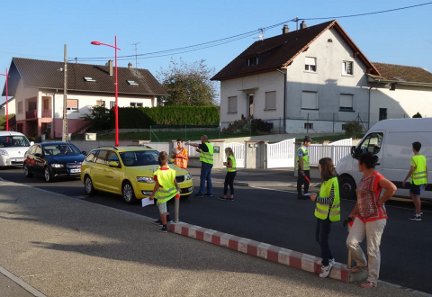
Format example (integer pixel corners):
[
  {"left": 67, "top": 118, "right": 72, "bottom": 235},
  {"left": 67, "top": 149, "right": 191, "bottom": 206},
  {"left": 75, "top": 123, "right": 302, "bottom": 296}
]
[
  {"left": 227, "top": 155, "right": 236, "bottom": 172},
  {"left": 154, "top": 167, "right": 178, "bottom": 204},
  {"left": 199, "top": 142, "right": 214, "bottom": 165},
  {"left": 411, "top": 154, "right": 428, "bottom": 185},
  {"left": 296, "top": 146, "right": 310, "bottom": 170},
  {"left": 314, "top": 177, "right": 341, "bottom": 222}
]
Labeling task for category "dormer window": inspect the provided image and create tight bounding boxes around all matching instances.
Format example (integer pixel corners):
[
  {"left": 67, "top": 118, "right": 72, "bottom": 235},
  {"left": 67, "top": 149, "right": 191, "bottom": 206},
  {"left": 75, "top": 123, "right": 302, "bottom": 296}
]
[
  {"left": 127, "top": 80, "right": 139, "bottom": 86},
  {"left": 247, "top": 56, "right": 259, "bottom": 66},
  {"left": 84, "top": 76, "right": 96, "bottom": 82},
  {"left": 304, "top": 57, "right": 317, "bottom": 72}
]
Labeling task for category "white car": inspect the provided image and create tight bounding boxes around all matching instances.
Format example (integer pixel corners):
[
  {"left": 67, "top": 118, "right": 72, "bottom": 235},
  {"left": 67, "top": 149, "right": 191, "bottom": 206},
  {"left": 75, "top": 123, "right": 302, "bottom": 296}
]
[{"left": 0, "top": 131, "right": 32, "bottom": 167}]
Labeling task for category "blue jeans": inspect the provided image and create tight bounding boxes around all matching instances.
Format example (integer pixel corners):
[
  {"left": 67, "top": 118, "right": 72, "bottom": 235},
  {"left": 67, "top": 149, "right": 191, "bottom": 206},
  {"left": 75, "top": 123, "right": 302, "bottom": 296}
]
[{"left": 199, "top": 162, "right": 213, "bottom": 195}]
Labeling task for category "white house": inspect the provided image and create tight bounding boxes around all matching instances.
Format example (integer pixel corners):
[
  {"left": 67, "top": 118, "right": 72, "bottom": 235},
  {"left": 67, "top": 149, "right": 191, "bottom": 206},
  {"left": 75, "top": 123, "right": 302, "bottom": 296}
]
[
  {"left": 2, "top": 57, "right": 166, "bottom": 138},
  {"left": 212, "top": 20, "right": 432, "bottom": 133},
  {"left": 0, "top": 97, "right": 15, "bottom": 116}
]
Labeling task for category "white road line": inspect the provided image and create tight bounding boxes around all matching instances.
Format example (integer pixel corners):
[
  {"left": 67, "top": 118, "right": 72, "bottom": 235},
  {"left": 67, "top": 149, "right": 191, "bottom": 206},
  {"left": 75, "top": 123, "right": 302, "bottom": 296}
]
[{"left": 0, "top": 265, "right": 48, "bottom": 297}]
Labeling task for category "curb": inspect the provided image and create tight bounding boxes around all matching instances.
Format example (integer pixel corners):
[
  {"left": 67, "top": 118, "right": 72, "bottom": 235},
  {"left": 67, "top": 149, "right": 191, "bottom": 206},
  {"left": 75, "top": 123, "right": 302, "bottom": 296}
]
[{"left": 168, "top": 222, "right": 350, "bottom": 283}]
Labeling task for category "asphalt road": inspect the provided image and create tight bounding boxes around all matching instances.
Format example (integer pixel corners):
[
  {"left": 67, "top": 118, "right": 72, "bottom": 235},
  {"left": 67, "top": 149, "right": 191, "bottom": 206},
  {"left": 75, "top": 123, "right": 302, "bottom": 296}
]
[{"left": 1, "top": 167, "right": 431, "bottom": 294}]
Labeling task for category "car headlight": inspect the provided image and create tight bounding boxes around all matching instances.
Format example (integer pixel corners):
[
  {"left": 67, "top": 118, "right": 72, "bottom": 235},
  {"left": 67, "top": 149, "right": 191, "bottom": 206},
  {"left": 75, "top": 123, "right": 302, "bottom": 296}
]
[
  {"left": 136, "top": 176, "right": 155, "bottom": 183},
  {"left": 51, "top": 163, "right": 64, "bottom": 168},
  {"left": 0, "top": 149, "right": 8, "bottom": 156},
  {"left": 185, "top": 172, "right": 192, "bottom": 180}
]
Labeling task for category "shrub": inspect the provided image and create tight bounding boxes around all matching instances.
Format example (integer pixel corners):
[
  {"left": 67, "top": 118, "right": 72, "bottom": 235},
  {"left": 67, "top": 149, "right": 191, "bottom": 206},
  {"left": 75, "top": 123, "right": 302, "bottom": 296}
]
[
  {"left": 222, "top": 117, "right": 273, "bottom": 134},
  {"left": 343, "top": 121, "right": 363, "bottom": 138}
]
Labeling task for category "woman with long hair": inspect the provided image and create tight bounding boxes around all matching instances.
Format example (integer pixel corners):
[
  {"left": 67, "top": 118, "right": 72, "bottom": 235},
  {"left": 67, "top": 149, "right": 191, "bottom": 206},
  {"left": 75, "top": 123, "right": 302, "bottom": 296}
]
[
  {"left": 346, "top": 152, "right": 396, "bottom": 288},
  {"left": 309, "top": 157, "right": 340, "bottom": 278},
  {"left": 220, "top": 147, "right": 236, "bottom": 201}
]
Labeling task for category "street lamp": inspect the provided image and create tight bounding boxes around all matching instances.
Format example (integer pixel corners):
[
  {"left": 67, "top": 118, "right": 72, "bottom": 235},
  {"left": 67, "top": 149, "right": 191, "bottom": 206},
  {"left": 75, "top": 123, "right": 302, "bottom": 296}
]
[
  {"left": 91, "top": 36, "right": 120, "bottom": 146},
  {"left": 0, "top": 68, "right": 9, "bottom": 131}
]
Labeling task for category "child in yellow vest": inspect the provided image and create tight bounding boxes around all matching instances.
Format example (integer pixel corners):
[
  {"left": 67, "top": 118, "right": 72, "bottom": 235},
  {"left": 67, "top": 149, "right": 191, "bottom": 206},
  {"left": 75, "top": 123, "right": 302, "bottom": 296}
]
[
  {"left": 150, "top": 151, "right": 180, "bottom": 232},
  {"left": 309, "top": 157, "right": 341, "bottom": 278}
]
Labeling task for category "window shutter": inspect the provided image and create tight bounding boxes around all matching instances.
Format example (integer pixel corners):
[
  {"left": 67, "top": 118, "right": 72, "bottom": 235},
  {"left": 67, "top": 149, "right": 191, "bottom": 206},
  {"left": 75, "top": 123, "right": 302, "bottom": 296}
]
[
  {"left": 305, "top": 57, "right": 316, "bottom": 66},
  {"left": 265, "top": 91, "right": 276, "bottom": 110},
  {"left": 301, "top": 91, "right": 318, "bottom": 109},
  {"left": 228, "top": 96, "right": 237, "bottom": 113},
  {"left": 340, "top": 94, "right": 353, "bottom": 108}
]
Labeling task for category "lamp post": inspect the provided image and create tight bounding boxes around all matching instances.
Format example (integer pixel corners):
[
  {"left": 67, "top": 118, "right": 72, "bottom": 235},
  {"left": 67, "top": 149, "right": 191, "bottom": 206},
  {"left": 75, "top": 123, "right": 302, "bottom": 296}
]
[
  {"left": 0, "top": 68, "right": 9, "bottom": 131},
  {"left": 91, "top": 36, "right": 120, "bottom": 146}
]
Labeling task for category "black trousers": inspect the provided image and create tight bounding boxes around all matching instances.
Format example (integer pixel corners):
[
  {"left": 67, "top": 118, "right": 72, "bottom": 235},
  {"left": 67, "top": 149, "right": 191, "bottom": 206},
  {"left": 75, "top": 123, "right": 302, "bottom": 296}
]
[
  {"left": 297, "top": 169, "right": 310, "bottom": 196},
  {"left": 224, "top": 172, "right": 237, "bottom": 195},
  {"left": 315, "top": 218, "right": 333, "bottom": 266}
]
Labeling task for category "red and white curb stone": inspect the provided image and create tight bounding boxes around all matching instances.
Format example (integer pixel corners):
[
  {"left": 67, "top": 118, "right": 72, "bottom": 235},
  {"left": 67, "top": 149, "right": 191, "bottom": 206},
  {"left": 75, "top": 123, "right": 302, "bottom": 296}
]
[{"left": 168, "top": 222, "right": 350, "bottom": 282}]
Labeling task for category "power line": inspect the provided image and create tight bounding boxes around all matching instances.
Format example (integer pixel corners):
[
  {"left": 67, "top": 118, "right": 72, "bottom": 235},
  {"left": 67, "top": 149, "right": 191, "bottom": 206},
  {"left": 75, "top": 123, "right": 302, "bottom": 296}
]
[{"left": 72, "top": 1, "right": 432, "bottom": 62}]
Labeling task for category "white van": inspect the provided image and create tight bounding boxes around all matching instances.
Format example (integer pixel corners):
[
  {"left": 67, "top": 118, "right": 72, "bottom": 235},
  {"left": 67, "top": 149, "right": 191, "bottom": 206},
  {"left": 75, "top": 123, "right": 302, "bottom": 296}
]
[
  {"left": 336, "top": 118, "right": 432, "bottom": 200},
  {"left": 0, "top": 131, "right": 32, "bottom": 167}
]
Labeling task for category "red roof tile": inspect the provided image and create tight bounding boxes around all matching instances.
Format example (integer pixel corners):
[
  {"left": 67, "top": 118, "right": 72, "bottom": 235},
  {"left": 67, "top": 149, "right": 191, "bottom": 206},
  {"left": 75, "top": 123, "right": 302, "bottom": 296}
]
[{"left": 372, "top": 62, "right": 432, "bottom": 84}]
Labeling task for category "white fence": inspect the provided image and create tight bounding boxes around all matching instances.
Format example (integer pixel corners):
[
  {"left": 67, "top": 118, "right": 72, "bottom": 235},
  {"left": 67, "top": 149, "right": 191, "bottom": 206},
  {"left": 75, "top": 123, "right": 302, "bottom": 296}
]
[
  {"left": 224, "top": 142, "right": 246, "bottom": 168},
  {"left": 308, "top": 144, "right": 352, "bottom": 166},
  {"left": 266, "top": 138, "right": 296, "bottom": 168}
]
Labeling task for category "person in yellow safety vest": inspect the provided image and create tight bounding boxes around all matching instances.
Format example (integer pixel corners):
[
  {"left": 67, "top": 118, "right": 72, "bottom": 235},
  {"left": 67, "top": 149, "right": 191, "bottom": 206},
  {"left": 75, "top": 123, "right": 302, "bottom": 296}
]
[
  {"left": 309, "top": 157, "right": 341, "bottom": 278},
  {"left": 149, "top": 151, "right": 180, "bottom": 232},
  {"left": 403, "top": 141, "right": 428, "bottom": 222},
  {"left": 297, "top": 136, "right": 312, "bottom": 200},
  {"left": 219, "top": 147, "right": 237, "bottom": 201},
  {"left": 173, "top": 138, "right": 189, "bottom": 169},
  {"left": 188, "top": 135, "right": 214, "bottom": 197}
]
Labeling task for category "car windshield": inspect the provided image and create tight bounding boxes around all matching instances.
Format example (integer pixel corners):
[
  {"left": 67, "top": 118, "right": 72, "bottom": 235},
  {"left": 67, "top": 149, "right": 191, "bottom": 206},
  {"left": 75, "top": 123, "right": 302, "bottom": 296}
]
[
  {"left": 43, "top": 144, "right": 81, "bottom": 156},
  {"left": 0, "top": 135, "right": 30, "bottom": 148},
  {"left": 119, "top": 150, "right": 159, "bottom": 167}
]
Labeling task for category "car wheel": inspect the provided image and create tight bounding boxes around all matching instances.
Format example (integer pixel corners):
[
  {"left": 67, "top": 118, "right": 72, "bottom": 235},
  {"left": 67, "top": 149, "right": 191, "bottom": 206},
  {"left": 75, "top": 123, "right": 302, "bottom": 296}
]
[
  {"left": 84, "top": 176, "right": 95, "bottom": 195},
  {"left": 339, "top": 175, "right": 356, "bottom": 200},
  {"left": 24, "top": 164, "right": 33, "bottom": 177},
  {"left": 122, "top": 181, "right": 136, "bottom": 204},
  {"left": 44, "top": 166, "right": 53, "bottom": 182}
]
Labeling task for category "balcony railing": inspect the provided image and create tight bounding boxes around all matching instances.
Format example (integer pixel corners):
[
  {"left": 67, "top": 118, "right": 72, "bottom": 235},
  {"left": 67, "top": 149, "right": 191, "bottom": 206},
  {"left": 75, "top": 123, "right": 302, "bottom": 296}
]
[{"left": 26, "top": 110, "right": 37, "bottom": 119}]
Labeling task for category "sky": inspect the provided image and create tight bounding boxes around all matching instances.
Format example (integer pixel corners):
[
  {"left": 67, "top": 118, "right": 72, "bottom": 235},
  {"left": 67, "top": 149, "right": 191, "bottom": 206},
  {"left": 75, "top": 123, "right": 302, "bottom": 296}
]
[{"left": 1, "top": 0, "right": 432, "bottom": 103}]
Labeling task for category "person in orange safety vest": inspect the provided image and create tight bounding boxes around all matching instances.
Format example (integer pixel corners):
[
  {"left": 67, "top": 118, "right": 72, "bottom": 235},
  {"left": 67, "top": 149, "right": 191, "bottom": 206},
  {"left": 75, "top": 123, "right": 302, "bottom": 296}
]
[{"left": 173, "top": 138, "right": 189, "bottom": 169}]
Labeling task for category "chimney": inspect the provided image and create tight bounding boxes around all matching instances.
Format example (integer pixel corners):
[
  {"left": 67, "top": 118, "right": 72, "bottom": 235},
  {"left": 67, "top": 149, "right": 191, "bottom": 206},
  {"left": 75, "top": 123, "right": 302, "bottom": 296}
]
[
  {"left": 106, "top": 60, "right": 113, "bottom": 76},
  {"left": 300, "top": 20, "right": 307, "bottom": 30},
  {"left": 128, "top": 62, "right": 133, "bottom": 69},
  {"left": 282, "top": 24, "right": 289, "bottom": 34}
]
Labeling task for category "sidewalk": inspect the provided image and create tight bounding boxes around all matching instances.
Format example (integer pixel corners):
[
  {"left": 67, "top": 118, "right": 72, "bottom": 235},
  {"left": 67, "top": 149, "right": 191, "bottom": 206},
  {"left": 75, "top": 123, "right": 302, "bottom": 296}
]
[{"left": 0, "top": 179, "right": 427, "bottom": 297}]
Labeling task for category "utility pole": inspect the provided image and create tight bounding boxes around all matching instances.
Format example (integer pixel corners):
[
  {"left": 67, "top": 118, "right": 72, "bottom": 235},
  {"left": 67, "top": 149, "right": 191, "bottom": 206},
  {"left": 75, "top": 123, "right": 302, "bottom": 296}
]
[{"left": 62, "top": 44, "right": 68, "bottom": 142}]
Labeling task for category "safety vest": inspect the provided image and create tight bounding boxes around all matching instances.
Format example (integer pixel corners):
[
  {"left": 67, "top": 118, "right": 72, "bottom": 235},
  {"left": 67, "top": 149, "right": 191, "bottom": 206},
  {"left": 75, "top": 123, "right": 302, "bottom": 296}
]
[
  {"left": 227, "top": 155, "right": 236, "bottom": 172},
  {"left": 296, "top": 146, "right": 310, "bottom": 170},
  {"left": 154, "top": 167, "right": 178, "bottom": 204},
  {"left": 199, "top": 142, "right": 214, "bottom": 165},
  {"left": 411, "top": 154, "right": 428, "bottom": 185},
  {"left": 174, "top": 147, "right": 189, "bottom": 169},
  {"left": 314, "top": 177, "right": 341, "bottom": 222}
]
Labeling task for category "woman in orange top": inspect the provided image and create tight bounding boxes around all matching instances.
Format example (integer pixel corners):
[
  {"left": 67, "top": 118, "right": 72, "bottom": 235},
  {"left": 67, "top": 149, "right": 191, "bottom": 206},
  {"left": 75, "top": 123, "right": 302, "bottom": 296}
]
[{"left": 173, "top": 138, "right": 189, "bottom": 169}]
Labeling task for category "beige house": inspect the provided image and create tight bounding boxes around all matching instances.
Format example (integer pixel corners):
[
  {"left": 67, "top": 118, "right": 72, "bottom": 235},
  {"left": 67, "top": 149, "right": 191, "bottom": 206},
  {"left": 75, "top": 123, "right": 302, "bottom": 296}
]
[
  {"left": 212, "top": 20, "right": 432, "bottom": 133},
  {"left": 2, "top": 58, "right": 166, "bottom": 138}
]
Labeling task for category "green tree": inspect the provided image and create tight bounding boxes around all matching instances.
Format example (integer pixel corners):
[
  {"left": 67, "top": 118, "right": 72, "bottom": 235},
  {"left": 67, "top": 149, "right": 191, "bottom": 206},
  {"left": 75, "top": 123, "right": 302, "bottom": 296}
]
[
  {"left": 158, "top": 59, "right": 217, "bottom": 106},
  {"left": 83, "top": 106, "right": 112, "bottom": 131}
]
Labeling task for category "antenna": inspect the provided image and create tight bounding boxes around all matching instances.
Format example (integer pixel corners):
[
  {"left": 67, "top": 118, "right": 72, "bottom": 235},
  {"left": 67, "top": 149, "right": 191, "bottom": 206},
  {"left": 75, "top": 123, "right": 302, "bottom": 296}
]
[
  {"left": 258, "top": 28, "right": 264, "bottom": 41},
  {"left": 131, "top": 42, "right": 140, "bottom": 68}
]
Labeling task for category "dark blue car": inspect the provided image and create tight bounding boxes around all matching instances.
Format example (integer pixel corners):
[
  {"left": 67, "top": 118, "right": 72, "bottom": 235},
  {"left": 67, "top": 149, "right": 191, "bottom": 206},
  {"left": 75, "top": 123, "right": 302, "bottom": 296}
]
[{"left": 24, "top": 142, "right": 86, "bottom": 182}]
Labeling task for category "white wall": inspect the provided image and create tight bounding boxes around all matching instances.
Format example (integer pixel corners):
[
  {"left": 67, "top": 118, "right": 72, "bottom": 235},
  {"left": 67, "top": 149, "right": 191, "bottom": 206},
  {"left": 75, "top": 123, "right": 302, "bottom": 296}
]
[
  {"left": 0, "top": 98, "right": 15, "bottom": 116},
  {"left": 370, "top": 86, "right": 432, "bottom": 125}
]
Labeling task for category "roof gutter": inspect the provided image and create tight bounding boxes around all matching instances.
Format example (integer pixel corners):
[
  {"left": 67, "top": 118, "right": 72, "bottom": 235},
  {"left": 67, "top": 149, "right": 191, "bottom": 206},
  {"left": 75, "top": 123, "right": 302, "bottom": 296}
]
[{"left": 367, "top": 75, "right": 432, "bottom": 88}]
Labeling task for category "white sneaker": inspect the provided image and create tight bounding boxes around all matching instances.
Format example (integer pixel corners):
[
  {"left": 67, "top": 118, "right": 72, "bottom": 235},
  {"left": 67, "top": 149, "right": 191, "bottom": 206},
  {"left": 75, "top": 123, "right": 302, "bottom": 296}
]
[{"left": 319, "top": 261, "right": 334, "bottom": 278}]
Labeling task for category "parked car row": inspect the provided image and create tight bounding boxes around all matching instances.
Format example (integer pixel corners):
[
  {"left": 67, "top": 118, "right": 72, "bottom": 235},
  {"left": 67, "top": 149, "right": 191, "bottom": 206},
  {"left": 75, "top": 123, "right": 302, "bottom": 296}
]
[{"left": 0, "top": 131, "right": 194, "bottom": 203}]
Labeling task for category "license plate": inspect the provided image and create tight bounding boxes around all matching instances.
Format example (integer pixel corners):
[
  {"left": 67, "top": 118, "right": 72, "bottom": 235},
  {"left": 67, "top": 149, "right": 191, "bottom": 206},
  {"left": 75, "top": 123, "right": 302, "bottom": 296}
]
[
  {"left": 12, "top": 158, "right": 24, "bottom": 162},
  {"left": 70, "top": 168, "right": 81, "bottom": 173}
]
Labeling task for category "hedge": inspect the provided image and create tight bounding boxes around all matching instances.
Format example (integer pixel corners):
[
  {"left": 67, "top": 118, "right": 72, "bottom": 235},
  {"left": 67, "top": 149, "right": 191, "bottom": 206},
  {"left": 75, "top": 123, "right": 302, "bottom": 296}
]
[{"left": 117, "top": 106, "right": 219, "bottom": 128}]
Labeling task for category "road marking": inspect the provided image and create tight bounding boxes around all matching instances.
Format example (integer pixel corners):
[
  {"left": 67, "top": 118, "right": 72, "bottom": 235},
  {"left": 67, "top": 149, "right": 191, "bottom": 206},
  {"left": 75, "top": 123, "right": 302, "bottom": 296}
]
[{"left": 0, "top": 265, "right": 48, "bottom": 297}]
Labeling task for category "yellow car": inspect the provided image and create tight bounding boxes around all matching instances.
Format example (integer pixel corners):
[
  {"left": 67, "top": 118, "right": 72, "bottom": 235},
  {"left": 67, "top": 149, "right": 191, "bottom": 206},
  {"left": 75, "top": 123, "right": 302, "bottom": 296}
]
[{"left": 80, "top": 146, "right": 193, "bottom": 203}]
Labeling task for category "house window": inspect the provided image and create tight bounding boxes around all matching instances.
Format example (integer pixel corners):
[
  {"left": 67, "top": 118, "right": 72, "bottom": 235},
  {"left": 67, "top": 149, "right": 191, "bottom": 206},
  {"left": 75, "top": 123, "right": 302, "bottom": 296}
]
[
  {"left": 96, "top": 100, "right": 105, "bottom": 107},
  {"left": 301, "top": 91, "right": 318, "bottom": 110},
  {"left": 305, "top": 57, "right": 317, "bottom": 72},
  {"left": 379, "top": 108, "right": 387, "bottom": 121},
  {"left": 342, "top": 61, "right": 354, "bottom": 75},
  {"left": 339, "top": 94, "right": 354, "bottom": 112},
  {"left": 110, "top": 101, "right": 115, "bottom": 109},
  {"left": 130, "top": 102, "right": 136, "bottom": 108},
  {"left": 265, "top": 91, "right": 276, "bottom": 110},
  {"left": 17, "top": 102, "right": 23, "bottom": 114},
  {"left": 42, "top": 96, "right": 50, "bottom": 111},
  {"left": 84, "top": 76, "right": 96, "bottom": 82},
  {"left": 66, "top": 99, "right": 78, "bottom": 111},
  {"left": 127, "top": 80, "right": 139, "bottom": 86},
  {"left": 247, "top": 56, "right": 259, "bottom": 66},
  {"left": 227, "top": 96, "right": 237, "bottom": 114},
  {"left": 304, "top": 123, "right": 313, "bottom": 129},
  {"left": 136, "top": 102, "right": 143, "bottom": 107}
]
